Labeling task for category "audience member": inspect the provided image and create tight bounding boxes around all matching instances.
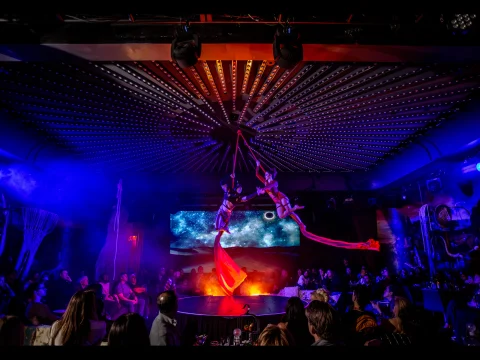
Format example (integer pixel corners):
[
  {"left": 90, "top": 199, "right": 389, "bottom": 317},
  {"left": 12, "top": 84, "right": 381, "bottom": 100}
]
[
  {"left": 24, "top": 282, "right": 59, "bottom": 325},
  {"left": 305, "top": 300, "right": 342, "bottom": 346},
  {"left": 341, "top": 284, "right": 378, "bottom": 346},
  {"left": 108, "top": 312, "right": 150, "bottom": 346},
  {"left": 278, "top": 296, "right": 314, "bottom": 346},
  {"left": 115, "top": 273, "right": 138, "bottom": 314},
  {"left": 47, "top": 269, "right": 75, "bottom": 311},
  {"left": 150, "top": 290, "right": 181, "bottom": 346},
  {"left": 49, "top": 289, "right": 106, "bottom": 346},
  {"left": 257, "top": 324, "right": 296, "bottom": 346},
  {"left": 0, "top": 315, "right": 25, "bottom": 346}
]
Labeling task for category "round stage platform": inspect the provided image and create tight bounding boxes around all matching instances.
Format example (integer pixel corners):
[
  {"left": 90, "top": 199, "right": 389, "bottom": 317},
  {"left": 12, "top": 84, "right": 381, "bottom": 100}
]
[
  {"left": 178, "top": 295, "right": 294, "bottom": 317},
  {"left": 176, "top": 295, "right": 307, "bottom": 345}
]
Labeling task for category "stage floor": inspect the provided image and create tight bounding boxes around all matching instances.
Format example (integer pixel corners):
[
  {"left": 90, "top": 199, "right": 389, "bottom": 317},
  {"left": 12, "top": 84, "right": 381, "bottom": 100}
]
[{"left": 177, "top": 295, "right": 295, "bottom": 317}]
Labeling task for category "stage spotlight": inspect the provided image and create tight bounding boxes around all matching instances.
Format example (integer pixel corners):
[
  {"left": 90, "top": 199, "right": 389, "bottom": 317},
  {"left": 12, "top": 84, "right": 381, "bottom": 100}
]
[
  {"left": 476, "top": 162, "right": 480, "bottom": 172},
  {"left": 171, "top": 23, "right": 201, "bottom": 69},
  {"left": 273, "top": 24, "right": 303, "bottom": 69}
]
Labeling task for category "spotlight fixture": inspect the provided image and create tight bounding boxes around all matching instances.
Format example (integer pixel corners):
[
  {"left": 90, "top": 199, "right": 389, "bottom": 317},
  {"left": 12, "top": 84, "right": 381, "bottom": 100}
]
[
  {"left": 450, "top": 14, "right": 476, "bottom": 30},
  {"left": 171, "top": 23, "right": 201, "bottom": 69},
  {"left": 273, "top": 23, "right": 303, "bottom": 69}
]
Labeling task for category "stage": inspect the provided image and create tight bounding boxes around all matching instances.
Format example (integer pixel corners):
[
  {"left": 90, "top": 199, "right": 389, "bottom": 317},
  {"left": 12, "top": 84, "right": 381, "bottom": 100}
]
[{"left": 176, "top": 295, "right": 303, "bottom": 345}]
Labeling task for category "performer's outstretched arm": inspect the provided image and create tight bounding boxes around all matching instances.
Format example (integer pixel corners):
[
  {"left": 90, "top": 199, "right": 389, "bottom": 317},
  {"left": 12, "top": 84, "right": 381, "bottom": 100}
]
[
  {"left": 255, "top": 162, "right": 266, "bottom": 183},
  {"left": 240, "top": 191, "right": 258, "bottom": 202},
  {"left": 260, "top": 179, "right": 279, "bottom": 192}
]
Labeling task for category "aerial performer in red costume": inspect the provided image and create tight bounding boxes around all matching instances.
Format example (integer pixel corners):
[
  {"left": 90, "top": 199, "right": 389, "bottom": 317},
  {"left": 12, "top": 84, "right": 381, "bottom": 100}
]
[
  {"left": 214, "top": 175, "right": 260, "bottom": 296},
  {"left": 254, "top": 159, "right": 380, "bottom": 251}
]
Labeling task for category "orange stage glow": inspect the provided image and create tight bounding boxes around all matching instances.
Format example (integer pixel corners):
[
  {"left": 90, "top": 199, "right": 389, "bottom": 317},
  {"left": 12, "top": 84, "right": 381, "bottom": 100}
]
[{"left": 200, "top": 275, "right": 271, "bottom": 296}]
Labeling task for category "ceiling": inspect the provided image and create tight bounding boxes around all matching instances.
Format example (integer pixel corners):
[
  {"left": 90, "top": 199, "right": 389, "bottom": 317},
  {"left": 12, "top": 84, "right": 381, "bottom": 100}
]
[
  {"left": 0, "top": 12, "right": 479, "bottom": 179},
  {"left": 0, "top": 59, "right": 479, "bottom": 175}
]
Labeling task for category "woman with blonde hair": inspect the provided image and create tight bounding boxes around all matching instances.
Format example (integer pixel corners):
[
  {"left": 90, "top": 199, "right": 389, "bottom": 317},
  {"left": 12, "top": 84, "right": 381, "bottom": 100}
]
[
  {"left": 257, "top": 324, "right": 296, "bottom": 346},
  {"left": 310, "top": 288, "right": 330, "bottom": 303},
  {"left": 49, "top": 289, "right": 107, "bottom": 346}
]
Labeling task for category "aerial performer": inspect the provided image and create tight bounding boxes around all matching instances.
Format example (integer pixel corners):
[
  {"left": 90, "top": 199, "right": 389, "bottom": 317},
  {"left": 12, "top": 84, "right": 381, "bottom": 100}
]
[
  {"left": 213, "top": 131, "right": 262, "bottom": 296},
  {"left": 253, "top": 159, "right": 379, "bottom": 251},
  {"left": 214, "top": 176, "right": 260, "bottom": 296},
  {"left": 234, "top": 130, "right": 380, "bottom": 251}
]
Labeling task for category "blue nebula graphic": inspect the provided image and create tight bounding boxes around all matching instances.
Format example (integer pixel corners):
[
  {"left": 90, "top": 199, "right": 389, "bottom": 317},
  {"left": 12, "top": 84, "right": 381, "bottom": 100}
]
[{"left": 170, "top": 211, "right": 300, "bottom": 249}]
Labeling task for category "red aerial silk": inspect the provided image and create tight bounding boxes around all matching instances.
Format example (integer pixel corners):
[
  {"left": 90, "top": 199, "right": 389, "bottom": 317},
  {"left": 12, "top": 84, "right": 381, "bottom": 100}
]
[
  {"left": 299, "top": 226, "right": 380, "bottom": 251},
  {"left": 214, "top": 233, "right": 247, "bottom": 296}
]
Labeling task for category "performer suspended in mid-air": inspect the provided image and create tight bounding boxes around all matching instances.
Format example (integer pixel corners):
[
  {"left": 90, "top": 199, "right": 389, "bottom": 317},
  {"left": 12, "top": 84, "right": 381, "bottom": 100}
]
[
  {"left": 254, "top": 160, "right": 380, "bottom": 252},
  {"left": 214, "top": 175, "right": 260, "bottom": 296}
]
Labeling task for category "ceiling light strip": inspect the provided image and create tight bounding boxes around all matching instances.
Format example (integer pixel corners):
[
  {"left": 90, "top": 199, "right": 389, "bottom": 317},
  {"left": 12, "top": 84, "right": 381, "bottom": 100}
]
[
  {"left": 304, "top": 78, "right": 480, "bottom": 118},
  {"left": 257, "top": 65, "right": 280, "bottom": 96},
  {"left": 0, "top": 88, "right": 162, "bottom": 120},
  {"left": 293, "top": 65, "right": 377, "bottom": 109},
  {"left": 131, "top": 62, "right": 220, "bottom": 126},
  {"left": 250, "top": 66, "right": 294, "bottom": 117},
  {"left": 303, "top": 67, "right": 434, "bottom": 116},
  {"left": 239, "top": 60, "right": 267, "bottom": 122},
  {"left": 188, "top": 66, "right": 211, "bottom": 97},
  {"left": 241, "top": 60, "right": 253, "bottom": 94},
  {"left": 3, "top": 63, "right": 180, "bottom": 121},
  {"left": 191, "top": 144, "right": 223, "bottom": 172},
  {"left": 162, "top": 142, "right": 218, "bottom": 173},
  {"left": 231, "top": 60, "right": 237, "bottom": 112},
  {"left": 250, "top": 63, "right": 313, "bottom": 126},
  {"left": 269, "top": 138, "right": 379, "bottom": 163},
  {"left": 270, "top": 65, "right": 353, "bottom": 120},
  {"left": 253, "top": 139, "right": 328, "bottom": 172},
  {"left": 169, "top": 60, "right": 210, "bottom": 96},
  {"left": 202, "top": 61, "right": 229, "bottom": 122},
  {"left": 215, "top": 60, "right": 228, "bottom": 94},
  {"left": 183, "top": 143, "right": 223, "bottom": 173}
]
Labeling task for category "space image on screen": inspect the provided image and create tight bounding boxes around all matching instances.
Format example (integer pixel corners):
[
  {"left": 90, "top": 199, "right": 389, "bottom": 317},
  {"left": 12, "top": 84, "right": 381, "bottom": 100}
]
[
  {"left": 169, "top": 210, "right": 301, "bottom": 272},
  {"left": 170, "top": 210, "right": 300, "bottom": 251}
]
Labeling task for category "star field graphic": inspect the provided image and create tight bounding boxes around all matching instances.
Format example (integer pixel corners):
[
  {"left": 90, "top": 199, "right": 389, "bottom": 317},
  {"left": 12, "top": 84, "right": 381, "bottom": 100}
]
[{"left": 170, "top": 210, "right": 300, "bottom": 250}]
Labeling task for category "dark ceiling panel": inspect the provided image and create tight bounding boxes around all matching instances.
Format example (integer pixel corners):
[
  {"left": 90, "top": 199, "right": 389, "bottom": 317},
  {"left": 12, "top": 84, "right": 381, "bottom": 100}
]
[{"left": 0, "top": 60, "right": 478, "bottom": 175}]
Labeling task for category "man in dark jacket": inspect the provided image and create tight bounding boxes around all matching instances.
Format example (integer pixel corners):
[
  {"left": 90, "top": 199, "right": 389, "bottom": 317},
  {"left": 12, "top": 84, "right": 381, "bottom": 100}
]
[{"left": 149, "top": 290, "right": 181, "bottom": 346}]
